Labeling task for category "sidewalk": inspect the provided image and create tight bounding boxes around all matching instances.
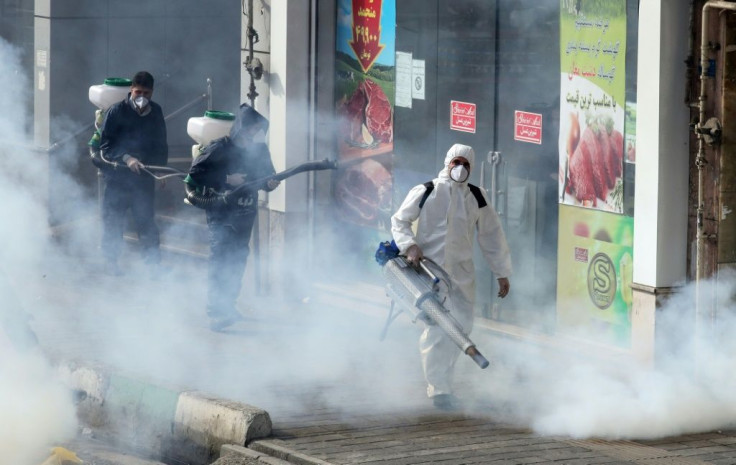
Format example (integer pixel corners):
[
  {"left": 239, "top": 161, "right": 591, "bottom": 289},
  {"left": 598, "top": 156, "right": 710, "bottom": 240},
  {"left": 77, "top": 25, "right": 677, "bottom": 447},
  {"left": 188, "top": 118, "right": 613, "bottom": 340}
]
[{"left": 19, "top": 248, "right": 736, "bottom": 465}]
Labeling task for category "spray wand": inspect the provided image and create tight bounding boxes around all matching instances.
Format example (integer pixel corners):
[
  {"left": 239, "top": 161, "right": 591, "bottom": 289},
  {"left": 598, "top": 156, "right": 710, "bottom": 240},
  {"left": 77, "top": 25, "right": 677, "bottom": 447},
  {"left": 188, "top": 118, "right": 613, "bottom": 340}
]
[{"left": 90, "top": 148, "right": 187, "bottom": 180}]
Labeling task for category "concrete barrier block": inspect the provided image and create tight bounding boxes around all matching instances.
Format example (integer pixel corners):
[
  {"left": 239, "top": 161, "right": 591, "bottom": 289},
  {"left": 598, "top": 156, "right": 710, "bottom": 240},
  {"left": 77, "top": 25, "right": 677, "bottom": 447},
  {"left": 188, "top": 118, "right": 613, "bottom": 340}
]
[
  {"left": 56, "top": 360, "right": 110, "bottom": 427},
  {"left": 103, "top": 374, "right": 181, "bottom": 452},
  {"left": 54, "top": 361, "right": 274, "bottom": 465},
  {"left": 173, "top": 391, "right": 272, "bottom": 462}
]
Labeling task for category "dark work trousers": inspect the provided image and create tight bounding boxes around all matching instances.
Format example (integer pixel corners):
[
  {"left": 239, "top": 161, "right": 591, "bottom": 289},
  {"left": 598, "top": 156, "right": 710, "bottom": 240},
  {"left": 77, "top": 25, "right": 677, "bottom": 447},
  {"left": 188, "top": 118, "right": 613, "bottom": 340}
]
[
  {"left": 101, "top": 173, "right": 160, "bottom": 264},
  {"left": 205, "top": 208, "right": 257, "bottom": 319}
]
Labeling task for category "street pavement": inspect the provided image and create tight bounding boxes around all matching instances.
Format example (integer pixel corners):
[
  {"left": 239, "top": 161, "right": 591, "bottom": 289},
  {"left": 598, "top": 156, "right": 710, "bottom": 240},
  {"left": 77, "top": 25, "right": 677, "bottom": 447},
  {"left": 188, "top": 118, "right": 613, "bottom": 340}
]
[{"left": 15, "top": 242, "right": 736, "bottom": 465}]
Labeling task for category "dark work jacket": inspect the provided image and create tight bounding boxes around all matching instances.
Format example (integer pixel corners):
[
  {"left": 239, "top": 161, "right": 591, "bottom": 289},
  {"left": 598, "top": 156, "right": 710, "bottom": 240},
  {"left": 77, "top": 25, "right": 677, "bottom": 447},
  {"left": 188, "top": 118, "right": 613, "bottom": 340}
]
[
  {"left": 99, "top": 95, "right": 168, "bottom": 168},
  {"left": 187, "top": 136, "right": 276, "bottom": 213}
]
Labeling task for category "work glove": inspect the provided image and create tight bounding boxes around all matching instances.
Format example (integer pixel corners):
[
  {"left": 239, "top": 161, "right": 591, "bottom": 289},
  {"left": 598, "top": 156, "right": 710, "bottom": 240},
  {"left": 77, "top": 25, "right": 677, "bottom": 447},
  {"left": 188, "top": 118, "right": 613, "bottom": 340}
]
[
  {"left": 497, "top": 277, "right": 510, "bottom": 298},
  {"left": 125, "top": 157, "right": 144, "bottom": 175},
  {"left": 226, "top": 173, "right": 246, "bottom": 187},
  {"left": 405, "top": 244, "right": 424, "bottom": 267}
]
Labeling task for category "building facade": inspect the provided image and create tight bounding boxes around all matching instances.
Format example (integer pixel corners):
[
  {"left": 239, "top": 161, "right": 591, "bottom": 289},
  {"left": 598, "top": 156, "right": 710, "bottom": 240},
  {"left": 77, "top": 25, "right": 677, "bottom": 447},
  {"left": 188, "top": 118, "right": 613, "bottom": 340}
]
[{"left": 2, "top": 0, "right": 734, "bottom": 365}]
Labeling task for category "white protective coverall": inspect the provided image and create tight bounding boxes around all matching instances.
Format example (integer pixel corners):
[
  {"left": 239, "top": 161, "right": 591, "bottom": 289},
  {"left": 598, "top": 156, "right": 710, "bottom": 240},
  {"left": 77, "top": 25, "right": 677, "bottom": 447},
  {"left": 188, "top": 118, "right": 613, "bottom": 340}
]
[{"left": 390, "top": 144, "right": 512, "bottom": 397}]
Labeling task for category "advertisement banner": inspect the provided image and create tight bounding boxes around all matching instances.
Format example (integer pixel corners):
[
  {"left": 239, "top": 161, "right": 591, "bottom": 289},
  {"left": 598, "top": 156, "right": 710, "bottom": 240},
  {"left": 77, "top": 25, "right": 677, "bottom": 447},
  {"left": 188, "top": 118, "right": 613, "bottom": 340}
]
[
  {"left": 558, "top": 0, "right": 626, "bottom": 213},
  {"left": 625, "top": 100, "right": 636, "bottom": 164},
  {"left": 334, "top": 0, "right": 396, "bottom": 229},
  {"left": 556, "top": 204, "right": 633, "bottom": 348}
]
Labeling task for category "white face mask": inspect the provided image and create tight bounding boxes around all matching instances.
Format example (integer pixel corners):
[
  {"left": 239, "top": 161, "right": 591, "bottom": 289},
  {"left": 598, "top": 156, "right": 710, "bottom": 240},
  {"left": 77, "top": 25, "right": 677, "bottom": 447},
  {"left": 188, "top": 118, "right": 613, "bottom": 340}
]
[
  {"left": 450, "top": 164, "right": 469, "bottom": 183},
  {"left": 134, "top": 96, "right": 149, "bottom": 109}
]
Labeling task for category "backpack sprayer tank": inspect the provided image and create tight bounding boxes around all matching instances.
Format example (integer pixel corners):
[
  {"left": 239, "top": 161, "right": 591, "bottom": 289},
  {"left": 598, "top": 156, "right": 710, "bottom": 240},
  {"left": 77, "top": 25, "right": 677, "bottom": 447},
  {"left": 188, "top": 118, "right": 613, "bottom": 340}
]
[
  {"left": 87, "top": 78, "right": 187, "bottom": 180},
  {"left": 87, "top": 77, "right": 131, "bottom": 152},
  {"left": 187, "top": 110, "right": 236, "bottom": 158},
  {"left": 182, "top": 107, "right": 338, "bottom": 208}
]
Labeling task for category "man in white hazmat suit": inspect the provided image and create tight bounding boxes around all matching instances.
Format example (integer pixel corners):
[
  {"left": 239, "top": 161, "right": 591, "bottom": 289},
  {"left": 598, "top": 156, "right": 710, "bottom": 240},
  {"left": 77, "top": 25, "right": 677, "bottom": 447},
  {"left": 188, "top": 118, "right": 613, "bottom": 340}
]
[{"left": 390, "top": 143, "right": 512, "bottom": 411}]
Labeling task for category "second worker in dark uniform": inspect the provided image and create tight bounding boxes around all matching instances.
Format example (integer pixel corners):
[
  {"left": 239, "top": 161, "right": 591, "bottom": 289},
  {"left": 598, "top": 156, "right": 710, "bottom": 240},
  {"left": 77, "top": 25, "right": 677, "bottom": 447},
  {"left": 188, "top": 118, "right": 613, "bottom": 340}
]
[{"left": 185, "top": 104, "right": 279, "bottom": 331}]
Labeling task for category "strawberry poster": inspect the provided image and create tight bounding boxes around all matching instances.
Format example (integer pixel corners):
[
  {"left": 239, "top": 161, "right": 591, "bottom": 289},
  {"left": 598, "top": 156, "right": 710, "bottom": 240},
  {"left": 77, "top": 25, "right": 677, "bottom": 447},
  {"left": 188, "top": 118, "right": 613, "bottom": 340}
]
[
  {"left": 559, "top": 0, "right": 626, "bottom": 213},
  {"left": 334, "top": 0, "right": 396, "bottom": 228}
]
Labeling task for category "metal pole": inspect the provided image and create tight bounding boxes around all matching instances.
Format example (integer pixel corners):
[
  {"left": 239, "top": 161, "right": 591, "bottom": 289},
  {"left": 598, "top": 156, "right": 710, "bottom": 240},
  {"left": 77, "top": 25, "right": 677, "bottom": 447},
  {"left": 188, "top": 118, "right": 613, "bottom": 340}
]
[
  {"left": 163, "top": 93, "right": 208, "bottom": 122},
  {"left": 244, "top": 0, "right": 263, "bottom": 294},
  {"left": 697, "top": 2, "right": 736, "bottom": 278},
  {"left": 695, "top": 0, "right": 736, "bottom": 368},
  {"left": 307, "top": 0, "right": 318, "bottom": 271},
  {"left": 246, "top": 0, "right": 259, "bottom": 107}
]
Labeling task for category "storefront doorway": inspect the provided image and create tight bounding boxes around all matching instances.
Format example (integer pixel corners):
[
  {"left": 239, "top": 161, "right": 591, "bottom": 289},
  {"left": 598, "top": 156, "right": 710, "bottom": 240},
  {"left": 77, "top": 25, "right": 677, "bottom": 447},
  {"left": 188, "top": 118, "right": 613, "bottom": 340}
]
[{"left": 394, "top": 0, "right": 561, "bottom": 333}]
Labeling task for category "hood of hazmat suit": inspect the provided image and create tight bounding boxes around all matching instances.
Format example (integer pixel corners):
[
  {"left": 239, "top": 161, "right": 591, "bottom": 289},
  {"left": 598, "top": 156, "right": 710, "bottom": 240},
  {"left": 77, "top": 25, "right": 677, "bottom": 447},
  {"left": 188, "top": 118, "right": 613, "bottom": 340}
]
[
  {"left": 229, "top": 103, "right": 269, "bottom": 147},
  {"left": 439, "top": 143, "right": 474, "bottom": 182}
]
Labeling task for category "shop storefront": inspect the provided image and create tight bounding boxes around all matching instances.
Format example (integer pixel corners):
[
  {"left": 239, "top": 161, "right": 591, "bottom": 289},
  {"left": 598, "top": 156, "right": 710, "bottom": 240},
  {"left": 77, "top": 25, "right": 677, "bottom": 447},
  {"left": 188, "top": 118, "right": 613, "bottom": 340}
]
[{"left": 333, "top": 0, "right": 640, "bottom": 351}]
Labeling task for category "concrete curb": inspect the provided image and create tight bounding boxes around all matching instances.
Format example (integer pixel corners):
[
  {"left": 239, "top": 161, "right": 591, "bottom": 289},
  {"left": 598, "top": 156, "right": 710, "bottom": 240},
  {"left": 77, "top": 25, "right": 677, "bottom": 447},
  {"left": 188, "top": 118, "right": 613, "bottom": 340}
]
[
  {"left": 220, "top": 444, "right": 292, "bottom": 464},
  {"left": 56, "top": 359, "right": 272, "bottom": 465},
  {"left": 249, "top": 439, "right": 335, "bottom": 465}
]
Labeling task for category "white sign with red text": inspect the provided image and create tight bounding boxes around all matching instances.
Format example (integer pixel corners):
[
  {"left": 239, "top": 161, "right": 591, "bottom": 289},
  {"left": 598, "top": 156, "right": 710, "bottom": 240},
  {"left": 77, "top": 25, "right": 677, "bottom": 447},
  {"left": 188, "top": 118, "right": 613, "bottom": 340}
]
[
  {"left": 450, "top": 100, "right": 476, "bottom": 133},
  {"left": 514, "top": 110, "right": 543, "bottom": 144}
]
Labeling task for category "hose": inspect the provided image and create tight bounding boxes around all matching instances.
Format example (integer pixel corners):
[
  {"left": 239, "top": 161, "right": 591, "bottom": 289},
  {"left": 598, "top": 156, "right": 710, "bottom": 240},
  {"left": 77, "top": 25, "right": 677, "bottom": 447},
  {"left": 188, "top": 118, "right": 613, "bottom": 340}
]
[
  {"left": 226, "top": 158, "right": 338, "bottom": 199},
  {"left": 92, "top": 148, "right": 338, "bottom": 209},
  {"left": 90, "top": 148, "right": 187, "bottom": 180},
  {"left": 185, "top": 158, "right": 338, "bottom": 209},
  {"left": 184, "top": 182, "right": 231, "bottom": 208}
]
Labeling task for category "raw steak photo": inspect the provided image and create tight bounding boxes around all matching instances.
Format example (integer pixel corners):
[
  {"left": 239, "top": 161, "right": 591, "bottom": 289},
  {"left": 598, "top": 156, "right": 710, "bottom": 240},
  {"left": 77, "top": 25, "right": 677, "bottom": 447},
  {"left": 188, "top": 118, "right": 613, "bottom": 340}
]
[
  {"left": 565, "top": 113, "right": 624, "bottom": 209},
  {"left": 338, "top": 78, "right": 393, "bottom": 147},
  {"left": 334, "top": 158, "right": 392, "bottom": 227}
]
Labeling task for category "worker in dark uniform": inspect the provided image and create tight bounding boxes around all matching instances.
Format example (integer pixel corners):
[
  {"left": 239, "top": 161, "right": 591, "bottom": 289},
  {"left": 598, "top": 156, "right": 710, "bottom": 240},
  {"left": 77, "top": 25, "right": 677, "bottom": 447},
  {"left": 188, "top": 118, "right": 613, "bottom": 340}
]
[
  {"left": 98, "top": 71, "right": 168, "bottom": 276},
  {"left": 185, "top": 104, "right": 280, "bottom": 331}
]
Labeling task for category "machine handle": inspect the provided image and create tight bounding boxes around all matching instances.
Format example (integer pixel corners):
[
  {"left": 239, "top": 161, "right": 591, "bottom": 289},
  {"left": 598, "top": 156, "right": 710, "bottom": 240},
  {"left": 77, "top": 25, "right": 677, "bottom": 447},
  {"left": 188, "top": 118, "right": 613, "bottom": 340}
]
[{"left": 419, "top": 259, "right": 440, "bottom": 286}]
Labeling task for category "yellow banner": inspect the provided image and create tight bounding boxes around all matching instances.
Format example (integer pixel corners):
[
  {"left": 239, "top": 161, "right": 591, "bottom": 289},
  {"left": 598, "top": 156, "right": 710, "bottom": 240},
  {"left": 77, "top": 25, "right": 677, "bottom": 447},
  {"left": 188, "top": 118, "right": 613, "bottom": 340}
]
[{"left": 556, "top": 204, "right": 633, "bottom": 348}]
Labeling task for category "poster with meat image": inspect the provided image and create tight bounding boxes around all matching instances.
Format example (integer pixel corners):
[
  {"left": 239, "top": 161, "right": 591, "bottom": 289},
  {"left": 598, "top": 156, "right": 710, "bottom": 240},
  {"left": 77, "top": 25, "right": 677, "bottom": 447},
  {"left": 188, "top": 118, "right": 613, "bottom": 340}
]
[
  {"left": 559, "top": 0, "right": 626, "bottom": 213},
  {"left": 337, "top": 78, "right": 394, "bottom": 150},
  {"left": 334, "top": 0, "right": 396, "bottom": 227}
]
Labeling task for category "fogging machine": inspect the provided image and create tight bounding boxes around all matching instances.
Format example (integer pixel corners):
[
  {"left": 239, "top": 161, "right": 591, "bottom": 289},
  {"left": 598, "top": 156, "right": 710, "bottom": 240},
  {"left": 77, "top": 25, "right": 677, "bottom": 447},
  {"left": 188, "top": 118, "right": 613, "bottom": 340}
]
[{"left": 376, "top": 241, "right": 490, "bottom": 369}]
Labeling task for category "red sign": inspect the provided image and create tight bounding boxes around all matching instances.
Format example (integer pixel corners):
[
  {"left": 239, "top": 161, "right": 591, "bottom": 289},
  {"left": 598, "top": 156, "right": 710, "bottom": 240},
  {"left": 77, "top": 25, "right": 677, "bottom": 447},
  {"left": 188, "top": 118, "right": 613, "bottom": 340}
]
[
  {"left": 514, "top": 110, "right": 542, "bottom": 144},
  {"left": 349, "top": 0, "right": 385, "bottom": 72},
  {"left": 450, "top": 100, "right": 476, "bottom": 133},
  {"left": 574, "top": 247, "right": 589, "bottom": 263}
]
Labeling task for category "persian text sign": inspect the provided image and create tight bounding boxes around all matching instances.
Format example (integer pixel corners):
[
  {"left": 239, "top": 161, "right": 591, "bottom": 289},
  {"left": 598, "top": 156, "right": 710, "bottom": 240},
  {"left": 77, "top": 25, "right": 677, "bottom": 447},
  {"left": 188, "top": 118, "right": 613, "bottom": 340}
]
[
  {"left": 514, "top": 110, "right": 542, "bottom": 144},
  {"left": 350, "top": 0, "right": 385, "bottom": 72},
  {"left": 450, "top": 100, "right": 476, "bottom": 133}
]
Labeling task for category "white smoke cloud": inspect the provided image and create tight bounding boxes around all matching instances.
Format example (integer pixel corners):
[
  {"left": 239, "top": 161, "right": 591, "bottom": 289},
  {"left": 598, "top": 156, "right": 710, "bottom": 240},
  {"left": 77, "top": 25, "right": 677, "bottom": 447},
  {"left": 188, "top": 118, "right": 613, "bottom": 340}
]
[
  {"left": 464, "top": 271, "right": 736, "bottom": 439},
  {"left": 0, "top": 11, "right": 422, "bottom": 465},
  {"left": 0, "top": 38, "right": 78, "bottom": 465},
  {"left": 0, "top": 347, "right": 78, "bottom": 465}
]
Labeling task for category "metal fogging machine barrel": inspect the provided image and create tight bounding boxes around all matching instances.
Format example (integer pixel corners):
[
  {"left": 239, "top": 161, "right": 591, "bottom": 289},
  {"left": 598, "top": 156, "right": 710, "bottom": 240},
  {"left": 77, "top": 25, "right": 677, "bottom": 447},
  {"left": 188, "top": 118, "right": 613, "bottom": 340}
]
[{"left": 376, "top": 241, "right": 490, "bottom": 369}]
